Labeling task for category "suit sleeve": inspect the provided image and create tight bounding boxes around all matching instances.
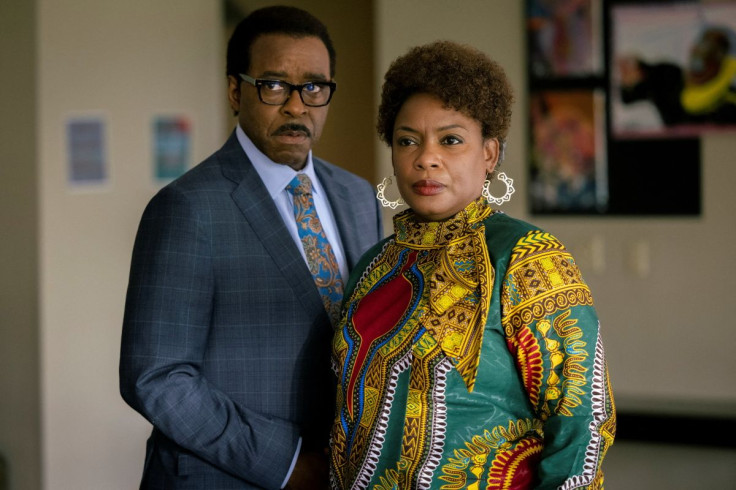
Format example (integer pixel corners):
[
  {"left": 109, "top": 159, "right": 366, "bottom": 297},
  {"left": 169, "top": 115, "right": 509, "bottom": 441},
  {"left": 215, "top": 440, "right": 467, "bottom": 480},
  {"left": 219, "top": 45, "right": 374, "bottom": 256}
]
[
  {"left": 501, "top": 231, "right": 616, "bottom": 490},
  {"left": 119, "top": 185, "right": 298, "bottom": 489}
]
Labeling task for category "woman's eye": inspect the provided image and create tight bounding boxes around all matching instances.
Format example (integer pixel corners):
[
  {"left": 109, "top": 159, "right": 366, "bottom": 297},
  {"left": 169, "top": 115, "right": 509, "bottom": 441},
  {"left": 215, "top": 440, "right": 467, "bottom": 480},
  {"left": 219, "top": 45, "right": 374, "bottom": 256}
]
[
  {"left": 442, "top": 135, "right": 463, "bottom": 145},
  {"left": 396, "top": 137, "right": 416, "bottom": 146}
]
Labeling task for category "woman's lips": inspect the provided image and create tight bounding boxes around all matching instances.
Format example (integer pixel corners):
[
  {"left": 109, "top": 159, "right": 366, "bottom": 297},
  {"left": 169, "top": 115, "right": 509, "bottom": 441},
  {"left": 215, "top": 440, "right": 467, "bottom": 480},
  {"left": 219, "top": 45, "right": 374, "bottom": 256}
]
[{"left": 412, "top": 179, "right": 444, "bottom": 196}]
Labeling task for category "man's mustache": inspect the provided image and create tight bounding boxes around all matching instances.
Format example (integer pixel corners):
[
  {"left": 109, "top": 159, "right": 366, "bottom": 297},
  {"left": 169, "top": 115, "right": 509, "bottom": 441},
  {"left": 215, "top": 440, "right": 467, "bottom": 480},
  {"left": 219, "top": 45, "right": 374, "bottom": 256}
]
[{"left": 273, "top": 124, "right": 311, "bottom": 137}]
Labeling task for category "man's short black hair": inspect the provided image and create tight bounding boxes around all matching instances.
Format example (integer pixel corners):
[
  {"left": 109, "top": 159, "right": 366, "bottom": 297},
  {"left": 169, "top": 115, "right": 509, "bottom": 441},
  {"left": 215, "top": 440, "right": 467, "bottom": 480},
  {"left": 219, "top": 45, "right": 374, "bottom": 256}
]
[{"left": 226, "top": 5, "right": 336, "bottom": 79}]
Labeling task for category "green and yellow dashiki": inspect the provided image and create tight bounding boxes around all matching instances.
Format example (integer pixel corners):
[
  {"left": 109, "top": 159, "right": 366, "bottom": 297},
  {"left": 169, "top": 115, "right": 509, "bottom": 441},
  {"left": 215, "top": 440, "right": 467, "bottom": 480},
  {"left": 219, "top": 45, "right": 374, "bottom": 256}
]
[{"left": 330, "top": 199, "right": 615, "bottom": 489}]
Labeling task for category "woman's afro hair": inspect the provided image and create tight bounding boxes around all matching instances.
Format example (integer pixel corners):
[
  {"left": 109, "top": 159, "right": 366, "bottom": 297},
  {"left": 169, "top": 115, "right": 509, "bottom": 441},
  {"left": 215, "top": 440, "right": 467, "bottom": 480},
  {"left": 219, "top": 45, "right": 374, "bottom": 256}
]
[{"left": 377, "top": 40, "right": 514, "bottom": 146}]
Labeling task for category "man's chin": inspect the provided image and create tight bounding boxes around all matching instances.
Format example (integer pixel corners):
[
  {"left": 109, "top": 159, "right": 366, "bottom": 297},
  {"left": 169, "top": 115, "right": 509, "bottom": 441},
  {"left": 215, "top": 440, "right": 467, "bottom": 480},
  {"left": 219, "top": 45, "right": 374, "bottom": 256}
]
[{"left": 268, "top": 149, "right": 309, "bottom": 170}]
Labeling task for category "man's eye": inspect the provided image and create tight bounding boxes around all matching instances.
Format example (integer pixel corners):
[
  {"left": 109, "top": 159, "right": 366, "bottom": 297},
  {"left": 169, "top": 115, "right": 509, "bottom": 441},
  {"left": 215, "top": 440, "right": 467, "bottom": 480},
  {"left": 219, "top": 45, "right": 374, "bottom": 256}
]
[
  {"left": 303, "top": 82, "right": 325, "bottom": 94},
  {"left": 263, "top": 81, "right": 285, "bottom": 91}
]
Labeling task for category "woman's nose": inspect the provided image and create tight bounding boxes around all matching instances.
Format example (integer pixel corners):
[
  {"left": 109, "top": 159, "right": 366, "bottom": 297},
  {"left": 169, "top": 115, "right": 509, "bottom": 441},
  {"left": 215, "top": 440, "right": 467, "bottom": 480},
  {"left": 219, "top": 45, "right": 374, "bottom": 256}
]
[{"left": 414, "top": 144, "right": 441, "bottom": 169}]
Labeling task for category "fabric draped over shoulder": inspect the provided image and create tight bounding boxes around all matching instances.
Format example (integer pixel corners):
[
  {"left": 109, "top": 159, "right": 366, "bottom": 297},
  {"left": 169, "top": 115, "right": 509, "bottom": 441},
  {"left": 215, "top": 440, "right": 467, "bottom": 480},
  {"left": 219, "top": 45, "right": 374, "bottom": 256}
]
[{"left": 392, "top": 198, "right": 493, "bottom": 391}]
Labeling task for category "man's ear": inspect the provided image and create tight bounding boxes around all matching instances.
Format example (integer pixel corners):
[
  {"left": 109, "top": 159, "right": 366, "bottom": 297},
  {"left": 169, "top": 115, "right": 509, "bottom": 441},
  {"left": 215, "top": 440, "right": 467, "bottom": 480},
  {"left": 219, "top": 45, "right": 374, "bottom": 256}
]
[
  {"left": 483, "top": 138, "right": 500, "bottom": 175},
  {"left": 227, "top": 75, "right": 241, "bottom": 116}
]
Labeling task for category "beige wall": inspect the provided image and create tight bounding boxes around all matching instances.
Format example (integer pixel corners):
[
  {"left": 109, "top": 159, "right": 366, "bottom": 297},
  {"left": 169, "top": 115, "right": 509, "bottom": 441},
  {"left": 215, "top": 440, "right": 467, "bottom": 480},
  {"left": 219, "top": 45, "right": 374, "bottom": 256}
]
[
  {"left": 0, "top": 1, "right": 41, "bottom": 488},
  {"left": 37, "top": 1, "right": 224, "bottom": 488}
]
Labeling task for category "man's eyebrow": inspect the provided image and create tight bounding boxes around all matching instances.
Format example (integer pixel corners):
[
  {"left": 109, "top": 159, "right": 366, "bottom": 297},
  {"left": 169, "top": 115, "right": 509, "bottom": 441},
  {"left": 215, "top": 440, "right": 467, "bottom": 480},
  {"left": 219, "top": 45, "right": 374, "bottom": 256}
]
[
  {"left": 257, "top": 70, "right": 287, "bottom": 79},
  {"left": 257, "top": 71, "right": 330, "bottom": 82},
  {"left": 303, "top": 72, "right": 329, "bottom": 81}
]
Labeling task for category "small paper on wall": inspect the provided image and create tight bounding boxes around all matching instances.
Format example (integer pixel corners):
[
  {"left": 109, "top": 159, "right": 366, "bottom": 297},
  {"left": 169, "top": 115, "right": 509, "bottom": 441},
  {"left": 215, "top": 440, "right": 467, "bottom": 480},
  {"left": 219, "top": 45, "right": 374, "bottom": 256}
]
[
  {"left": 153, "top": 116, "right": 191, "bottom": 181},
  {"left": 67, "top": 117, "right": 107, "bottom": 186}
]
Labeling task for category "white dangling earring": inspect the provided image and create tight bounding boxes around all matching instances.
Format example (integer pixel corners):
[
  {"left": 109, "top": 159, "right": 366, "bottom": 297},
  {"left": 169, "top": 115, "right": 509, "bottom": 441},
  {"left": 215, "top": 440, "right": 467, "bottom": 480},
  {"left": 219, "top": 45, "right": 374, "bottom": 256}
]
[
  {"left": 376, "top": 176, "right": 405, "bottom": 209},
  {"left": 482, "top": 172, "right": 515, "bottom": 205}
]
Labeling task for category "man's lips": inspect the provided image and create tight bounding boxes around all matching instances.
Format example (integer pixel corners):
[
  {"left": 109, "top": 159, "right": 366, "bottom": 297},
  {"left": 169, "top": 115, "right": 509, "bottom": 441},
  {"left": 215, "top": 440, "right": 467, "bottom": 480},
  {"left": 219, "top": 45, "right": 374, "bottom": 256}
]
[
  {"left": 273, "top": 124, "right": 311, "bottom": 139},
  {"left": 412, "top": 179, "right": 445, "bottom": 196}
]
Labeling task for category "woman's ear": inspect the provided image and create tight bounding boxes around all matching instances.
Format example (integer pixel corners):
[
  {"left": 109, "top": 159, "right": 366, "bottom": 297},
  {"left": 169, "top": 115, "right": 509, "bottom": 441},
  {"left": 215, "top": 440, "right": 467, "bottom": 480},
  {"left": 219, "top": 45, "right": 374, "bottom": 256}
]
[
  {"left": 227, "top": 75, "right": 241, "bottom": 116},
  {"left": 483, "top": 138, "right": 500, "bottom": 175}
]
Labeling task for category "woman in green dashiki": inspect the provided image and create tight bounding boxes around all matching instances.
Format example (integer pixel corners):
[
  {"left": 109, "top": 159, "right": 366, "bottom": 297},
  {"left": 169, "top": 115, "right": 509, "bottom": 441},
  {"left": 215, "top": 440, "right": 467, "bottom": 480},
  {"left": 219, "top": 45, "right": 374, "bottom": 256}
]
[{"left": 329, "top": 41, "right": 615, "bottom": 490}]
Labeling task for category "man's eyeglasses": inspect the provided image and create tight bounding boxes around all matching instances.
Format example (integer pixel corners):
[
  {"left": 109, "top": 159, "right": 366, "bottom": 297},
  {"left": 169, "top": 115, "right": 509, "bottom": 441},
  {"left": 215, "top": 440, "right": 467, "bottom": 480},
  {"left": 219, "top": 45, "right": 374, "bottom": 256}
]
[{"left": 239, "top": 74, "right": 336, "bottom": 107}]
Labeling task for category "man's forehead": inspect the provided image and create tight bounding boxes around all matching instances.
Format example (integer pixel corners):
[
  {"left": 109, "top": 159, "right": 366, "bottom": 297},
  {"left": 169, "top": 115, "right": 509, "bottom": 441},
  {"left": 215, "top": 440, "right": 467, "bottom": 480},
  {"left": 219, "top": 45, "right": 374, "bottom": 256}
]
[{"left": 248, "top": 33, "right": 330, "bottom": 78}]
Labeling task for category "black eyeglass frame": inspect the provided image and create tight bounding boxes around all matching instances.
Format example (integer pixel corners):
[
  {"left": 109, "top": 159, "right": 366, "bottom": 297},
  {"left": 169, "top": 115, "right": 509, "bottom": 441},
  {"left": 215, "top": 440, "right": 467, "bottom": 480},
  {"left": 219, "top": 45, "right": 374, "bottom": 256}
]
[{"left": 239, "top": 74, "right": 337, "bottom": 107}]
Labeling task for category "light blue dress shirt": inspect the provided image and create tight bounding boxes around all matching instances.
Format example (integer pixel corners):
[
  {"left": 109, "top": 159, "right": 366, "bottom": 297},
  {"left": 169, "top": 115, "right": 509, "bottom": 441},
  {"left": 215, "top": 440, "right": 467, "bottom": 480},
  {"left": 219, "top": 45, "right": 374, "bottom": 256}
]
[{"left": 235, "top": 125, "right": 348, "bottom": 282}]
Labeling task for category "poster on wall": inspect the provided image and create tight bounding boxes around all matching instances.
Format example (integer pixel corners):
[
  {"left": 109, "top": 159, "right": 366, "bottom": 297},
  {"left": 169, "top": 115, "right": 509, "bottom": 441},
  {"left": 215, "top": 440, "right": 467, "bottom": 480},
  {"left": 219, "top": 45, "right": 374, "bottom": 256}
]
[
  {"left": 611, "top": 1, "right": 736, "bottom": 138},
  {"left": 153, "top": 116, "right": 191, "bottom": 181},
  {"left": 67, "top": 117, "right": 107, "bottom": 186},
  {"left": 529, "top": 89, "right": 608, "bottom": 213},
  {"left": 527, "top": 0, "right": 604, "bottom": 79}
]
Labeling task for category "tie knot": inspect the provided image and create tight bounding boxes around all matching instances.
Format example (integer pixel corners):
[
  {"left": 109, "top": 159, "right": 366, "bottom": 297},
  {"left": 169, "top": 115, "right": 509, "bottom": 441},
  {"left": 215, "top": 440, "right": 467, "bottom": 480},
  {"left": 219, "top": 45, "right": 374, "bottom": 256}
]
[{"left": 287, "top": 174, "right": 312, "bottom": 196}]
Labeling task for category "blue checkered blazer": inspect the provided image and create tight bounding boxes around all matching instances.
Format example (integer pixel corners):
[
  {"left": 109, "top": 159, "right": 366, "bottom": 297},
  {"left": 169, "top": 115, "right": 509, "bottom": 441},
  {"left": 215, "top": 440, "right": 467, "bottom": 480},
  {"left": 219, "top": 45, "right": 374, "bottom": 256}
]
[{"left": 120, "top": 132, "right": 383, "bottom": 489}]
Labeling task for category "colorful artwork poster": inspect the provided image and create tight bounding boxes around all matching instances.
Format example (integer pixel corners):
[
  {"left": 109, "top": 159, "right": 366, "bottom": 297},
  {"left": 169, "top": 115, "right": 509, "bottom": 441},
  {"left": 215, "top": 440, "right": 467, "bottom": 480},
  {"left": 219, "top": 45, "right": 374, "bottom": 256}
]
[
  {"left": 611, "top": 2, "right": 736, "bottom": 138},
  {"left": 154, "top": 116, "right": 191, "bottom": 180},
  {"left": 527, "top": 0, "right": 603, "bottom": 78},
  {"left": 530, "top": 89, "right": 608, "bottom": 213},
  {"left": 67, "top": 117, "right": 107, "bottom": 185}
]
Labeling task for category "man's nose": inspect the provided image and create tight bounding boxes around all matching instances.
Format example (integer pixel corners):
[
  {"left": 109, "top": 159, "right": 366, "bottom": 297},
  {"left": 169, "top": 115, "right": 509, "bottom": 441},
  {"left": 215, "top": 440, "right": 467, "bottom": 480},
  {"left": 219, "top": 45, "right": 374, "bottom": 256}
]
[{"left": 282, "top": 88, "right": 307, "bottom": 116}]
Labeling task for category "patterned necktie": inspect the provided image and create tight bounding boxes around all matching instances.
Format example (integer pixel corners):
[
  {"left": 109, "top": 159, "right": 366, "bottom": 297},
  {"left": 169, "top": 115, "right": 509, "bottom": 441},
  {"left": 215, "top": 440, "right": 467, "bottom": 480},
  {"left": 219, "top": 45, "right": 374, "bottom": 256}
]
[{"left": 286, "top": 174, "right": 344, "bottom": 326}]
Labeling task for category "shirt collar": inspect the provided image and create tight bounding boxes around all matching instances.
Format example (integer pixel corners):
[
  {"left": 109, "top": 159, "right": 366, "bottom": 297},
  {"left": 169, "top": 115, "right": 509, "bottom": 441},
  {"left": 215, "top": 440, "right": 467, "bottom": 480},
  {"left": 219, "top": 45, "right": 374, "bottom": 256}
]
[{"left": 235, "top": 124, "right": 322, "bottom": 199}]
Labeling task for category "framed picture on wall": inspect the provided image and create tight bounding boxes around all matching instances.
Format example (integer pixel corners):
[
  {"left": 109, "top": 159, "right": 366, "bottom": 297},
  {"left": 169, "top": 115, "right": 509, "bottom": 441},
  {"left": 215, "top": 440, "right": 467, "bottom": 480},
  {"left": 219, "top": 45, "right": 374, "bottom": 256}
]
[
  {"left": 529, "top": 89, "right": 608, "bottom": 213},
  {"left": 527, "top": 0, "right": 604, "bottom": 79},
  {"left": 611, "top": 1, "right": 736, "bottom": 139}
]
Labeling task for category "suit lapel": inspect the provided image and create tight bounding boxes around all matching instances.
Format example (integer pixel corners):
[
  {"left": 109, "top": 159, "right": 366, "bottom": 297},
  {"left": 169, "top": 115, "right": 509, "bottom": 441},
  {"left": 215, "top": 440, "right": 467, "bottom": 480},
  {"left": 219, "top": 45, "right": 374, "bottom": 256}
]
[
  {"left": 218, "top": 133, "right": 325, "bottom": 318},
  {"left": 314, "top": 160, "right": 362, "bottom": 270}
]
